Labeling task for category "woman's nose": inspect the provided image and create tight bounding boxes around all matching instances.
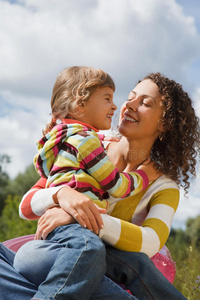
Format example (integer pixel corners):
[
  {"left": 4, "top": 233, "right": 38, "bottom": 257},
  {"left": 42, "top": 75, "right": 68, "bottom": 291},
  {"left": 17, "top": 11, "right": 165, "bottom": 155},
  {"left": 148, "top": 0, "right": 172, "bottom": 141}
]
[{"left": 126, "top": 100, "right": 137, "bottom": 111}]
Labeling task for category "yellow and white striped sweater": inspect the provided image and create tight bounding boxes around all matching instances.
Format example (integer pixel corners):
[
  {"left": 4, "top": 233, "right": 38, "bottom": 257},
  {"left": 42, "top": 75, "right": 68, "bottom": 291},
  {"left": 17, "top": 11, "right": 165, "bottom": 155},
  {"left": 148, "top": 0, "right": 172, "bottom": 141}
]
[
  {"left": 99, "top": 175, "right": 179, "bottom": 257},
  {"left": 20, "top": 175, "right": 179, "bottom": 258}
]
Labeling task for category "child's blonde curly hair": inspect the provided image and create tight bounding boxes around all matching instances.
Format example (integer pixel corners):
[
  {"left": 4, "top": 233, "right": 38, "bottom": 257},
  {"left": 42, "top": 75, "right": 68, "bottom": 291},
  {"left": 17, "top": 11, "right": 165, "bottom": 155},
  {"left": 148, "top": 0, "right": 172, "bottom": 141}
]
[{"left": 43, "top": 66, "right": 115, "bottom": 135}]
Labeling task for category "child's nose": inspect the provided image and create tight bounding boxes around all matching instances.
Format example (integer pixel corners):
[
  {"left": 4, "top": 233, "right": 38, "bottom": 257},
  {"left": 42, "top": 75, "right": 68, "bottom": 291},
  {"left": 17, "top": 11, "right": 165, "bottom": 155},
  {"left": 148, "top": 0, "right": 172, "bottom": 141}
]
[{"left": 112, "top": 102, "right": 117, "bottom": 110}]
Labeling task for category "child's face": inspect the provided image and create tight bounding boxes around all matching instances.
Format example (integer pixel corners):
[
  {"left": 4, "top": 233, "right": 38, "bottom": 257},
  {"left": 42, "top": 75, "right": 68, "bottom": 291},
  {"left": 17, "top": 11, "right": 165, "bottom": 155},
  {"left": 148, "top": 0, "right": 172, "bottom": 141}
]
[{"left": 81, "top": 86, "right": 117, "bottom": 130}]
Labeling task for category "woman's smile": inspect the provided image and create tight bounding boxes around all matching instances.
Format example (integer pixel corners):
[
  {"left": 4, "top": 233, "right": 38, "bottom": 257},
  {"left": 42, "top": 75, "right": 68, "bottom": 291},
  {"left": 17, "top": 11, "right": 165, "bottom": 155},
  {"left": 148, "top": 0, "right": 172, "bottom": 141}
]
[{"left": 122, "top": 113, "right": 138, "bottom": 123}]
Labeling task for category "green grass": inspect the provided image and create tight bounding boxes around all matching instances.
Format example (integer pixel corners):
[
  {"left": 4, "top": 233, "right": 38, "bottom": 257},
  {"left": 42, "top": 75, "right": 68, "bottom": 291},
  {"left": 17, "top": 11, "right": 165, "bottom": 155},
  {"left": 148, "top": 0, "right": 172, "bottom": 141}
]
[{"left": 167, "top": 244, "right": 200, "bottom": 299}]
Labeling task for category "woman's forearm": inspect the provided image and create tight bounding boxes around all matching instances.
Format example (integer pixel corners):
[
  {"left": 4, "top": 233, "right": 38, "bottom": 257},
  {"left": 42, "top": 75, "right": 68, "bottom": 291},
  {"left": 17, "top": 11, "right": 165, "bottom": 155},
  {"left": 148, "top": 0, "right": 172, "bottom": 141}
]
[
  {"left": 19, "top": 180, "right": 104, "bottom": 233},
  {"left": 99, "top": 212, "right": 173, "bottom": 258},
  {"left": 19, "top": 178, "right": 60, "bottom": 220}
]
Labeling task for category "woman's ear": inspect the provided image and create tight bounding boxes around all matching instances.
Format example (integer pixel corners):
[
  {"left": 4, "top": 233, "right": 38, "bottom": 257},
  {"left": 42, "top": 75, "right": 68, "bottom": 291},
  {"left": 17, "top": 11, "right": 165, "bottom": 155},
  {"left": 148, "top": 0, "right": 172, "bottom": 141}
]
[{"left": 157, "top": 120, "right": 165, "bottom": 134}]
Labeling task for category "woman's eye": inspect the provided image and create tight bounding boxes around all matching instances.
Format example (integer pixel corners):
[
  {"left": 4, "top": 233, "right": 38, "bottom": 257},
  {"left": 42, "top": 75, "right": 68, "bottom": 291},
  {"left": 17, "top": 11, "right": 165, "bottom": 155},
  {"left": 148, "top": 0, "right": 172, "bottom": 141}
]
[{"left": 142, "top": 100, "right": 151, "bottom": 107}]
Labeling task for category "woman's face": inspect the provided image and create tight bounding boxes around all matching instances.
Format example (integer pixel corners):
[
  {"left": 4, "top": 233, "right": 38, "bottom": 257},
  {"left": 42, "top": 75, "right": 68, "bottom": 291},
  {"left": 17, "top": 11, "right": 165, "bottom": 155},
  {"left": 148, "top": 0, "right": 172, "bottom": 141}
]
[{"left": 119, "top": 79, "right": 164, "bottom": 142}]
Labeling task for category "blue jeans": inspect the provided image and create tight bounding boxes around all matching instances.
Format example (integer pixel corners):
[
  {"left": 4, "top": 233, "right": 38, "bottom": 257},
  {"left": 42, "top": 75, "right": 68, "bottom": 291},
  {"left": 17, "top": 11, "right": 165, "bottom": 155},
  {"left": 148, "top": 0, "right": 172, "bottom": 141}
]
[
  {"left": 105, "top": 245, "right": 187, "bottom": 300},
  {"left": 13, "top": 224, "right": 136, "bottom": 300},
  {"left": 0, "top": 242, "right": 135, "bottom": 300},
  {"left": 0, "top": 243, "right": 37, "bottom": 300}
]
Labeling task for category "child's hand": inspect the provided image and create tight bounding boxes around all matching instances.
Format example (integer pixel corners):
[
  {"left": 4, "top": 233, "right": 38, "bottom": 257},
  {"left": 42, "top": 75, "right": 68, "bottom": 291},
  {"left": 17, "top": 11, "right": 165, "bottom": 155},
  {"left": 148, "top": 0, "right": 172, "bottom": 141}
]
[
  {"left": 138, "top": 159, "right": 162, "bottom": 182},
  {"left": 104, "top": 136, "right": 120, "bottom": 142},
  {"left": 57, "top": 186, "right": 105, "bottom": 234},
  {"left": 35, "top": 207, "right": 75, "bottom": 240}
]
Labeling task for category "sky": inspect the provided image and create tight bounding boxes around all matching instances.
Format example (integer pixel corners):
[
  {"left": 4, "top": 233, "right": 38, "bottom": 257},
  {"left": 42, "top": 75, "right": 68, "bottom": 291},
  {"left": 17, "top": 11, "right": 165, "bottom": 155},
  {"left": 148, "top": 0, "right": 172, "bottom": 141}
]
[{"left": 0, "top": 0, "right": 200, "bottom": 229}]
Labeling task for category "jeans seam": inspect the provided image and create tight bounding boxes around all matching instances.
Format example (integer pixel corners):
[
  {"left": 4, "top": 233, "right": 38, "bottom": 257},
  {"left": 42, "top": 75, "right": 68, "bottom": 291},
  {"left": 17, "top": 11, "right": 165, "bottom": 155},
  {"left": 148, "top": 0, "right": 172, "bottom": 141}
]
[
  {"left": 107, "top": 251, "right": 156, "bottom": 300},
  {"left": 53, "top": 234, "right": 88, "bottom": 299},
  {"left": 105, "top": 276, "right": 136, "bottom": 300}
]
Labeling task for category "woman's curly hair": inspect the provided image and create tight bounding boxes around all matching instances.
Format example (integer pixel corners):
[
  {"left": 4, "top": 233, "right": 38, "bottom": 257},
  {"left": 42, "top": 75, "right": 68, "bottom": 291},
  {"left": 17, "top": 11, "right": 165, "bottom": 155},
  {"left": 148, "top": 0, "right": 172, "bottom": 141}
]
[{"left": 143, "top": 73, "right": 200, "bottom": 194}]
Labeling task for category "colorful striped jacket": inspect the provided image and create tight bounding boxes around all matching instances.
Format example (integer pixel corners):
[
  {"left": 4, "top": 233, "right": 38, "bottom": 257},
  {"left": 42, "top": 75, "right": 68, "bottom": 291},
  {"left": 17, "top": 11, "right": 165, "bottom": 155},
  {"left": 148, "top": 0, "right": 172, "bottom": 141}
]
[{"left": 34, "top": 119, "right": 148, "bottom": 208}]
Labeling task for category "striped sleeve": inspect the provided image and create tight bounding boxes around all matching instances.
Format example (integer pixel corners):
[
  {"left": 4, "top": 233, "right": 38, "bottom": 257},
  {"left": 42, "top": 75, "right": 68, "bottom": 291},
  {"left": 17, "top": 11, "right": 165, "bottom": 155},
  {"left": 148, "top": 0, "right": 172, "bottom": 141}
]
[
  {"left": 99, "top": 184, "right": 179, "bottom": 258},
  {"left": 77, "top": 134, "right": 149, "bottom": 198},
  {"left": 19, "top": 178, "right": 61, "bottom": 220}
]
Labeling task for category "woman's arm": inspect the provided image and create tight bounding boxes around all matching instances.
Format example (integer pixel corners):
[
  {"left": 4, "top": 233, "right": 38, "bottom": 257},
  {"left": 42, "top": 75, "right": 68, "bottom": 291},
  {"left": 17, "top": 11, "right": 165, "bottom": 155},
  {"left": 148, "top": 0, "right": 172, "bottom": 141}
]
[
  {"left": 19, "top": 179, "right": 105, "bottom": 233},
  {"left": 99, "top": 180, "right": 180, "bottom": 257},
  {"left": 34, "top": 178, "right": 179, "bottom": 258},
  {"left": 19, "top": 177, "right": 60, "bottom": 220}
]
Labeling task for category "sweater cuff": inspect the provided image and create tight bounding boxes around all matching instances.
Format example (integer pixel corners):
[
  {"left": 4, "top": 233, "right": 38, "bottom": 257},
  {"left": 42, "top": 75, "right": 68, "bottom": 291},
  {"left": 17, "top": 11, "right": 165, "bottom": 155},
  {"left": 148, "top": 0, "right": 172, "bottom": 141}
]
[
  {"left": 97, "top": 134, "right": 105, "bottom": 141},
  {"left": 134, "top": 170, "right": 149, "bottom": 190},
  {"left": 98, "top": 214, "right": 121, "bottom": 246}
]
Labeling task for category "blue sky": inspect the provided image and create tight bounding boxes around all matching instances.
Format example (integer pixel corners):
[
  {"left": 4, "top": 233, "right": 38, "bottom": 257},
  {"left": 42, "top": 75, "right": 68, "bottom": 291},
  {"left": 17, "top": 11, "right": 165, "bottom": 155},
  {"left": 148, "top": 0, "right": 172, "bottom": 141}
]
[{"left": 0, "top": 0, "right": 200, "bottom": 228}]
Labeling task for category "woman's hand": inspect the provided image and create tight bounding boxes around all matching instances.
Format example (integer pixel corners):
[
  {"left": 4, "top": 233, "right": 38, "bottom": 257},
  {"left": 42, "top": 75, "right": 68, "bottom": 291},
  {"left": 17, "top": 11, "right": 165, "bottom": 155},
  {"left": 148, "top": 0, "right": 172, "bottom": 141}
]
[
  {"left": 35, "top": 207, "right": 75, "bottom": 240},
  {"left": 56, "top": 186, "right": 105, "bottom": 234}
]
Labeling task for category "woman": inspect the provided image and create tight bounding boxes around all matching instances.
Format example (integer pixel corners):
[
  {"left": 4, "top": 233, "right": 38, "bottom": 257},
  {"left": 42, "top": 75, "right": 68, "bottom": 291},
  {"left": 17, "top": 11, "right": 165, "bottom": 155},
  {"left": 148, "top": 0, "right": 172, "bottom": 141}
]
[{"left": 2, "top": 73, "right": 199, "bottom": 299}]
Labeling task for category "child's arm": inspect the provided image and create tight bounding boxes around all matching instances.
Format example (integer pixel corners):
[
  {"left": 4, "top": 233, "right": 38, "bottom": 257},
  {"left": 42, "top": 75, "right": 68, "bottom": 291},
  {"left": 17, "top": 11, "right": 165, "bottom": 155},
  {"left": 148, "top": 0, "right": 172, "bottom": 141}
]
[
  {"left": 137, "top": 160, "right": 162, "bottom": 182},
  {"left": 78, "top": 134, "right": 149, "bottom": 198}
]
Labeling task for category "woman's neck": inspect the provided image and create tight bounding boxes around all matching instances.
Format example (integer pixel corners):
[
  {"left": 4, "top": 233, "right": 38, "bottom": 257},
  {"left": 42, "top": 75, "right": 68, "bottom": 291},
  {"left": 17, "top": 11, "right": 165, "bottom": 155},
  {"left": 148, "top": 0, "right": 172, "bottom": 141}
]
[{"left": 108, "top": 136, "right": 152, "bottom": 172}]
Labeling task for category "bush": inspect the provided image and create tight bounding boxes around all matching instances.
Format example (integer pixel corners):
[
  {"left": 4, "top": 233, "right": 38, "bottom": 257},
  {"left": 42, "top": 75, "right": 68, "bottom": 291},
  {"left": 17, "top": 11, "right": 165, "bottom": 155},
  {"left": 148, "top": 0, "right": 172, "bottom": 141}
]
[
  {"left": 0, "top": 195, "right": 37, "bottom": 242},
  {"left": 167, "top": 229, "right": 200, "bottom": 299}
]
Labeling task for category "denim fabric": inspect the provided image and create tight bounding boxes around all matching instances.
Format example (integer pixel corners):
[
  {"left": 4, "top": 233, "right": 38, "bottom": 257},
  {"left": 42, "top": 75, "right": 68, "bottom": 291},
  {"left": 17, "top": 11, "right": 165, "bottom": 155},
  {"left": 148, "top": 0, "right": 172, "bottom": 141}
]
[
  {"left": 2, "top": 232, "right": 187, "bottom": 300},
  {"left": 105, "top": 246, "right": 187, "bottom": 300},
  {"left": 1, "top": 240, "right": 137, "bottom": 300},
  {"left": 14, "top": 239, "right": 61, "bottom": 285},
  {"left": 0, "top": 243, "right": 37, "bottom": 300},
  {"left": 13, "top": 224, "right": 138, "bottom": 299},
  {"left": 22, "top": 224, "right": 107, "bottom": 299},
  {"left": 91, "top": 275, "right": 136, "bottom": 300}
]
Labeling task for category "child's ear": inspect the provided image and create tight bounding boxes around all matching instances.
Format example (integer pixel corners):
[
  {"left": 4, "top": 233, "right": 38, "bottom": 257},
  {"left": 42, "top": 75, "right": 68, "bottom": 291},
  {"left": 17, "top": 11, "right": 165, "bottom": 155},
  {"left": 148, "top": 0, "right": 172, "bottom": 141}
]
[
  {"left": 78, "top": 100, "right": 85, "bottom": 108},
  {"left": 74, "top": 101, "right": 86, "bottom": 115}
]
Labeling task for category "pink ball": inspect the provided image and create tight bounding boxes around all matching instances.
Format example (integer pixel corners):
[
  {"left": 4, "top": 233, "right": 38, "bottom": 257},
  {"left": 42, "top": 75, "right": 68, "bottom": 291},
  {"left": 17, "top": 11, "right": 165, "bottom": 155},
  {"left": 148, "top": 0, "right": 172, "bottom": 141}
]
[{"left": 151, "top": 245, "right": 176, "bottom": 283}]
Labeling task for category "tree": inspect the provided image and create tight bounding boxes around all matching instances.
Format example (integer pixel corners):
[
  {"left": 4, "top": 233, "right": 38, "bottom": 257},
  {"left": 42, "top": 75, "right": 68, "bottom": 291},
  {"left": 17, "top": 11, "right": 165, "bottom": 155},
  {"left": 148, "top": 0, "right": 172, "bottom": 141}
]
[
  {"left": 0, "top": 194, "right": 37, "bottom": 242},
  {"left": 0, "top": 154, "right": 11, "bottom": 214},
  {"left": 5, "top": 164, "right": 40, "bottom": 198},
  {"left": 166, "top": 228, "right": 189, "bottom": 260},
  {"left": 185, "top": 215, "right": 200, "bottom": 248}
]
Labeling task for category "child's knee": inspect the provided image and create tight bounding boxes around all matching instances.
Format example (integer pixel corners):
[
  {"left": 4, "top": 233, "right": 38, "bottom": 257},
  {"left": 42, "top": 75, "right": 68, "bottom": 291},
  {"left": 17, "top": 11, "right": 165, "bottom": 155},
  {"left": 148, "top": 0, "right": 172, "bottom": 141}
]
[{"left": 13, "top": 240, "right": 60, "bottom": 285}]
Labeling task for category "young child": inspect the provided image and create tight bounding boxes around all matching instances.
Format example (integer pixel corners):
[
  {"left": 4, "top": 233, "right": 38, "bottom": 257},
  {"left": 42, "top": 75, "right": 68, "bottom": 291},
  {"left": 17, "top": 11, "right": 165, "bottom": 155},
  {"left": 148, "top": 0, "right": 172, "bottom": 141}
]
[{"left": 34, "top": 66, "right": 158, "bottom": 212}]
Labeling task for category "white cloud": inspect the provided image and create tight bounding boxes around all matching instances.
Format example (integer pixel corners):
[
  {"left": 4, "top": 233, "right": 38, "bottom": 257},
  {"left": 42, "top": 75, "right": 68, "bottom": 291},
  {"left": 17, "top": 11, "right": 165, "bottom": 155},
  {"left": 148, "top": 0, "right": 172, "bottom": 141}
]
[
  {"left": 0, "top": 0, "right": 200, "bottom": 227},
  {"left": 0, "top": 91, "right": 50, "bottom": 177},
  {"left": 173, "top": 158, "right": 200, "bottom": 229},
  {"left": 193, "top": 87, "right": 200, "bottom": 118},
  {"left": 0, "top": 0, "right": 200, "bottom": 98}
]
